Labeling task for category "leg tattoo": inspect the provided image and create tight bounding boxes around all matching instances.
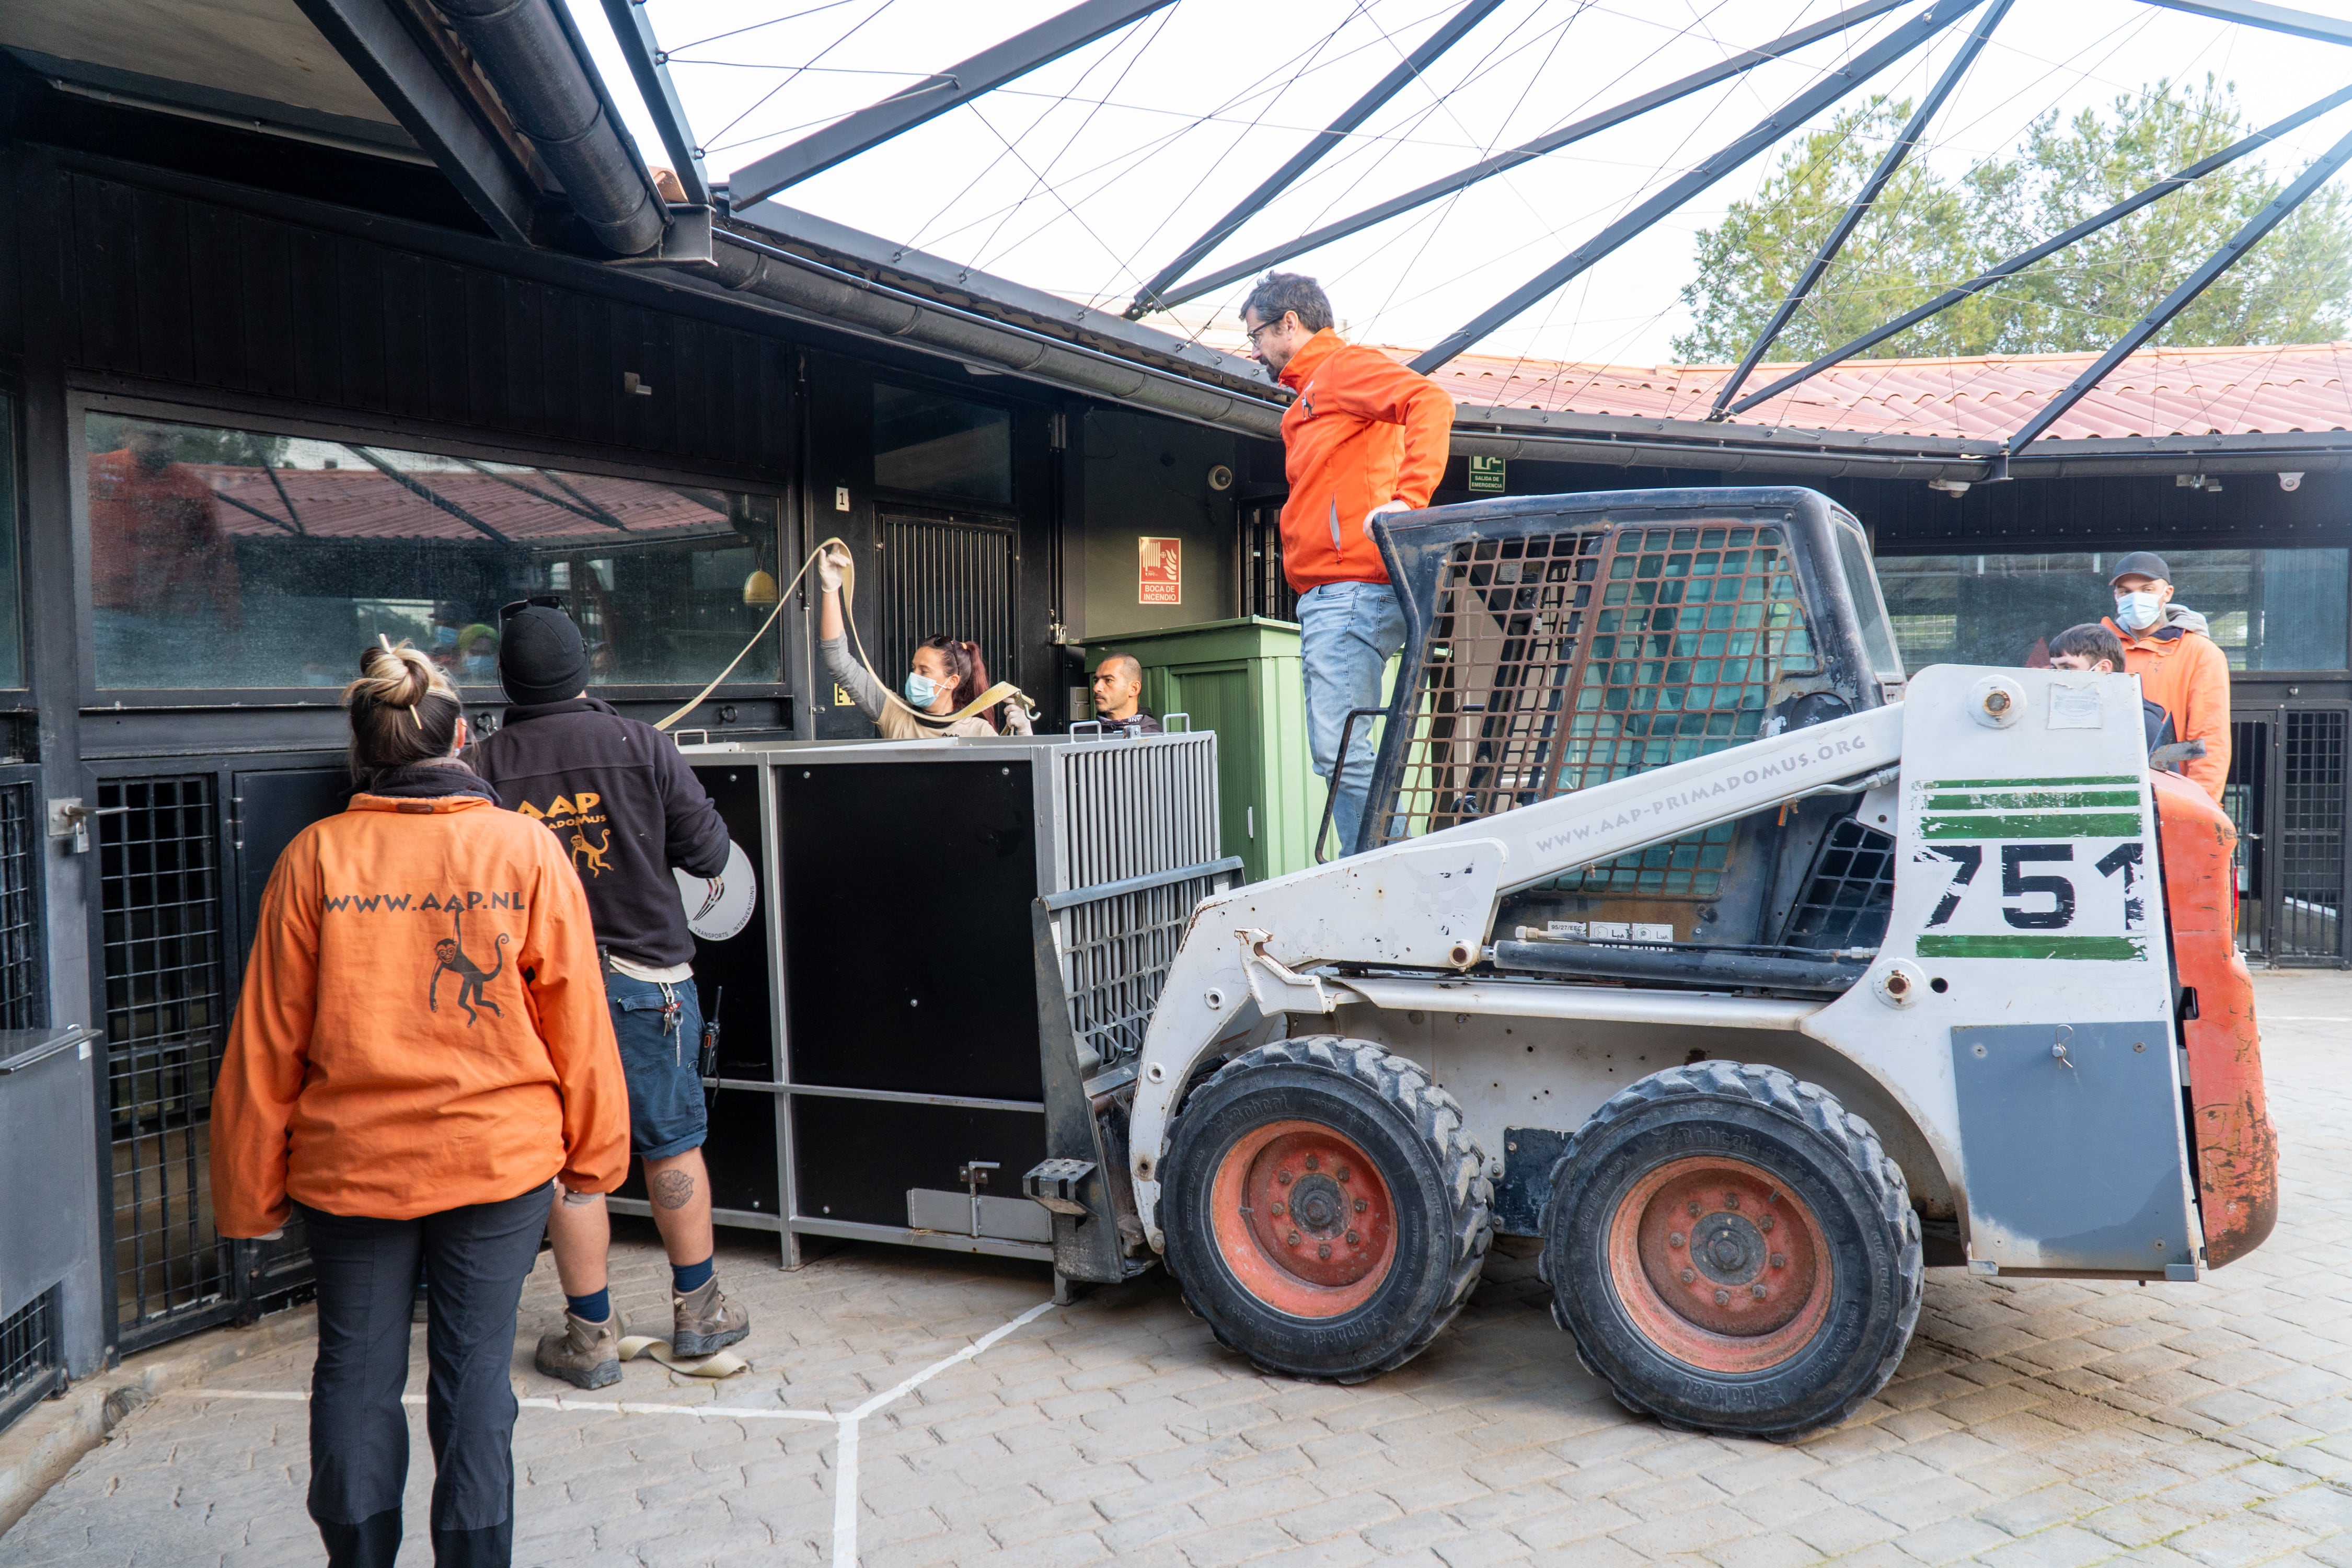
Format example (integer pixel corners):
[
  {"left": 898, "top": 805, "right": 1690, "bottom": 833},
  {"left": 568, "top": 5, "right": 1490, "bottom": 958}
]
[{"left": 650, "top": 1169, "right": 696, "bottom": 1210}]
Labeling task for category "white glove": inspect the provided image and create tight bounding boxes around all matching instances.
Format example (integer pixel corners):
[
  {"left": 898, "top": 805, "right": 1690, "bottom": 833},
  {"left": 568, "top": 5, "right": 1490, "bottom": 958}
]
[
  {"left": 817, "top": 546, "right": 850, "bottom": 594},
  {"left": 256, "top": 1228, "right": 285, "bottom": 1242}
]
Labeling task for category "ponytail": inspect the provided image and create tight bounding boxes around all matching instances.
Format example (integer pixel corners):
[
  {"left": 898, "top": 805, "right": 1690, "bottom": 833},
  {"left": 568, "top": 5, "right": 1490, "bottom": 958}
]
[
  {"left": 917, "top": 634, "right": 1000, "bottom": 729},
  {"left": 343, "top": 637, "right": 463, "bottom": 779}
]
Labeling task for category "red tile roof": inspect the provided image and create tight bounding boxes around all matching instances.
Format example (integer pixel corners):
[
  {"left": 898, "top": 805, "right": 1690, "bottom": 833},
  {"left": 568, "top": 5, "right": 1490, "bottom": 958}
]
[{"left": 1406, "top": 341, "right": 2352, "bottom": 443}]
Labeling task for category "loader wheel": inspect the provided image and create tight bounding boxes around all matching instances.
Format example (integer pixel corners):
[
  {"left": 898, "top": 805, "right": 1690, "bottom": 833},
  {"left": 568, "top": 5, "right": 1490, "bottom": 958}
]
[
  {"left": 1162, "top": 1037, "right": 1492, "bottom": 1382},
  {"left": 1540, "top": 1062, "right": 1921, "bottom": 1440}
]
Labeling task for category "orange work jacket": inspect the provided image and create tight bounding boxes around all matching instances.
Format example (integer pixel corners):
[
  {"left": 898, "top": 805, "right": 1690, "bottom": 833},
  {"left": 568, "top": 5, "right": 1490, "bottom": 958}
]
[
  {"left": 210, "top": 791, "right": 629, "bottom": 1234},
  {"left": 1275, "top": 331, "right": 1455, "bottom": 592},
  {"left": 2105, "top": 615, "right": 2232, "bottom": 802}
]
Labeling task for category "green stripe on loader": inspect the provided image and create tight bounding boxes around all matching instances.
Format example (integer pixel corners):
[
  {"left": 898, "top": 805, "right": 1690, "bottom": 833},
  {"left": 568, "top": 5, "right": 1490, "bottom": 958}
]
[
  {"left": 1925, "top": 775, "right": 2139, "bottom": 788},
  {"left": 1919, "top": 812, "right": 2143, "bottom": 839},
  {"left": 1917, "top": 935, "right": 2146, "bottom": 960},
  {"left": 1925, "top": 790, "right": 2140, "bottom": 811}
]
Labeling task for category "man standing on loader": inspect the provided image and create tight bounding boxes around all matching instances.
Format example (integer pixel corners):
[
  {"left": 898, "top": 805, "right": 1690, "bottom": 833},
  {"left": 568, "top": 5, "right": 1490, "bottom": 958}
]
[
  {"left": 1241, "top": 272, "right": 1452, "bottom": 855},
  {"left": 467, "top": 601, "right": 750, "bottom": 1387}
]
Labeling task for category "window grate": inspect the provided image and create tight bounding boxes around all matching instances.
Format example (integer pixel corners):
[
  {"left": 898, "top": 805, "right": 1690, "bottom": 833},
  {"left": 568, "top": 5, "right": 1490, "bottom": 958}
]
[
  {"left": 877, "top": 514, "right": 1016, "bottom": 701},
  {"left": 0, "top": 1289, "right": 60, "bottom": 1432},
  {"left": 1243, "top": 505, "right": 1299, "bottom": 623},
  {"left": 0, "top": 782, "right": 43, "bottom": 1028},
  {"left": 1376, "top": 523, "right": 1819, "bottom": 897},
  {"left": 2277, "top": 710, "right": 2345, "bottom": 962},
  {"left": 1785, "top": 821, "right": 1897, "bottom": 950},
  {"left": 99, "top": 775, "right": 232, "bottom": 1344}
]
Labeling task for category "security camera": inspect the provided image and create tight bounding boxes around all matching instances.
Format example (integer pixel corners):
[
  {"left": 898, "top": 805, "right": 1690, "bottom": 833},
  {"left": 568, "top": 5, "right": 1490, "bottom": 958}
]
[
  {"left": 2280, "top": 471, "right": 2304, "bottom": 492},
  {"left": 1207, "top": 464, "right": 1235, "bottom": 492}
]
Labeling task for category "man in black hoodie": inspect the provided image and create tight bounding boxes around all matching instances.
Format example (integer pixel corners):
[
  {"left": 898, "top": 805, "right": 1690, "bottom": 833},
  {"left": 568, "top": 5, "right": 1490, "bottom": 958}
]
[{"left": 467, "top": 602, "right": 749, "bottom": 1386}]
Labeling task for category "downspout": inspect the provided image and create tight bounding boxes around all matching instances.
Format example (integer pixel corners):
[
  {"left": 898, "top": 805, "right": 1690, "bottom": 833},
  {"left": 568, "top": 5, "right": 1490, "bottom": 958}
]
[{"left": 430, "top": 0, "right": 665, "bottom": 256}]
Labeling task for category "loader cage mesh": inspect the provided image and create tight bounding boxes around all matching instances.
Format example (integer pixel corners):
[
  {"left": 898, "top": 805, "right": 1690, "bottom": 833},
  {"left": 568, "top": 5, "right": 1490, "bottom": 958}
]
[{"left": 1367, "top": 514, "right": 1823, "bottom": 894}]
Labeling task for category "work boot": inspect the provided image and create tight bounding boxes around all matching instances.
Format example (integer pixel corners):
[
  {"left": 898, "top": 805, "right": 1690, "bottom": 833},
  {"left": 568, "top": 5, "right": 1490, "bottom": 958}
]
[
  {"left": 534, "top": 1309, "right": 621, "bottom": 1390},
  {"left": 670, "top": 1277, "right": 749, "bottom": 1359}
]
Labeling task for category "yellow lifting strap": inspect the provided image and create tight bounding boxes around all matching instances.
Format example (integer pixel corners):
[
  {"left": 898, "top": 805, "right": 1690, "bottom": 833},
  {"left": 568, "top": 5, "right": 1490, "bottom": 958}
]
[{"left": 654, "top": 536, "right": 1039, "bottom": 733}]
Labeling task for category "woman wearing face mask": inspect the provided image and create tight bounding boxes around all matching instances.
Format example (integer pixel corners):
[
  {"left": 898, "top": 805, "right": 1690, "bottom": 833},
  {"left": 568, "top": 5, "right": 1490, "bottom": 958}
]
[
  {"left": 814, "top": 545, "right": 1034, "bottom": 739},
  {"left": 2100, "top": 550, "right": 2230, "bottom": 802}
]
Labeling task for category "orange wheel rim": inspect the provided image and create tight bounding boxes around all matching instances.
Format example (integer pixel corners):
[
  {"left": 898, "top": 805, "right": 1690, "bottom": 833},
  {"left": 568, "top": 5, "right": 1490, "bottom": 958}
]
[
  {"left": 1604, "top": 1155, "right": 1833, "bottom": 1374},
  {"left": 1207, "top": 1119, "right": 1397, "bottom": 1318}
]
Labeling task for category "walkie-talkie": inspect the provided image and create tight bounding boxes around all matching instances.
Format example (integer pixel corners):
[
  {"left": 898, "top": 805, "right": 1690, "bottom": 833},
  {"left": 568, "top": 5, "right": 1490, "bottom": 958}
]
[{"left": 699, "top": 985, "right": 723, "bottom": 1082}]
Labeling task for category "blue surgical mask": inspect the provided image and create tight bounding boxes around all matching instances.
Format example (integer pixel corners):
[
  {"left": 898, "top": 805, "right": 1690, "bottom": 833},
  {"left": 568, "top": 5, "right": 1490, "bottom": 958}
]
[
  {"left": 464, "top": 653, "right": 495, "bottom": 678},
  {"left": 434, "top": 624, "right": 459, "bottom": 648},
  {"left": 2115, "top": 590, "right": 2163, "bottom": 632},
  {"left": 905, "top": 671, "right": 941, "bottom": 708}
]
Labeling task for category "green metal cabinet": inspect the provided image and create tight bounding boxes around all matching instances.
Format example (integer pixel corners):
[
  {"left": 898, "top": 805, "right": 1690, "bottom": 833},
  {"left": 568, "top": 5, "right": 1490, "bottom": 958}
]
[{"left": 1096, "top": 617, "right": 1323, "bottom": 882}]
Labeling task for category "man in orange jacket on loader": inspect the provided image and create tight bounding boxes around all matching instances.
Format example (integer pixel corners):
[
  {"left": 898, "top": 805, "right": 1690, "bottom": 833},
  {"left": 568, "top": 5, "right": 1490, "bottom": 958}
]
[
  {"left": 1242, "top": 273, "right": 1454, "bottom": 855},
  {"left": 2102, "top": 550, "right": 2231, "bottom": 801}
]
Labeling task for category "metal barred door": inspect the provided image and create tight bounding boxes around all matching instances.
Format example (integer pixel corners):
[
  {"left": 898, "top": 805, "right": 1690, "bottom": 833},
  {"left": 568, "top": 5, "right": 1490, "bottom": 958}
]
[
  {"left": 2226, "top": 707, "right": 2350, "bottom": 966},
  {"left": 99, "top": 765, "right": 345, "bottom": 1351},
  {"left": 877, "top": 511, "right": 1016, "bottom": 694}
]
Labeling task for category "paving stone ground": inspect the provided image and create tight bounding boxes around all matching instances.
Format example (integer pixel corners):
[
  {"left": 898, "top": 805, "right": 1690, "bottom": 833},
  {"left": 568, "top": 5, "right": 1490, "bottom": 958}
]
[{"left": 8, "top": 973, "right": 2352, "bottom": 1566}]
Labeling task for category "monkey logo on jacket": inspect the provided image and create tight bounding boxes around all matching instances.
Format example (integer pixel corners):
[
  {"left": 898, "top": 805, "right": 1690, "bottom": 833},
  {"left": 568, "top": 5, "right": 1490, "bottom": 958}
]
[{"left": 428, "top": 907, "right": 510, "bottom": 1027}]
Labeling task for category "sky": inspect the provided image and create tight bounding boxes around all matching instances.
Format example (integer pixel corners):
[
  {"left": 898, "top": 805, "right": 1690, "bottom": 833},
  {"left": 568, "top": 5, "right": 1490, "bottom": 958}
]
[{"left": 562, "top": 0, "right": 2352, "bottom": 373}]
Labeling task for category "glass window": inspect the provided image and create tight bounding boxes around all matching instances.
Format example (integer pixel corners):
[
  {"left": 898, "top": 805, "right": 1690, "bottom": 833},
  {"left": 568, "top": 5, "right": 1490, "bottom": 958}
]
[
  {"left": 83, "top": 412, "right": 782, "bottom": 692},
  {"left": 1835, "top": 524, "right": 1904, "bottom": 678},
  {"left": 873, "top": 384, "right": 1011, "bottom": 504},
  {"left": 0, "top": 394, "right": 20, "bottom": 687},
  {"left": 1877, "top": 548, "right": 2348, "bottom": 673}
]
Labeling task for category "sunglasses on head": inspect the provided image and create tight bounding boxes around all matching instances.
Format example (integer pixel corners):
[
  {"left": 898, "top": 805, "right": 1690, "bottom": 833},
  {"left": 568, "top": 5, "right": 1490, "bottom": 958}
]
[{"left": 498, "top": 595, "right": 565, "bottom": 621}]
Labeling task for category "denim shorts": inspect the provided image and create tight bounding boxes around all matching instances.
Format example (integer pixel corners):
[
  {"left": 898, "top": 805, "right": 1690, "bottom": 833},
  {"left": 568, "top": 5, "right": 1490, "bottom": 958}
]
[{"left": 607, "top": 971, "right": 707, "bottom": 1159}]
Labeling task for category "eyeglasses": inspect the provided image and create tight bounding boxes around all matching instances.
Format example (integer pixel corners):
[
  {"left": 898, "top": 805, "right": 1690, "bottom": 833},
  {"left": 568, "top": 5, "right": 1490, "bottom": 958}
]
[
  {"left": 1243, "top": 318, "right": 1287, "bottom": 345},
  {"left": 498, "top": 594, "right": 565, "bottom": 621}
]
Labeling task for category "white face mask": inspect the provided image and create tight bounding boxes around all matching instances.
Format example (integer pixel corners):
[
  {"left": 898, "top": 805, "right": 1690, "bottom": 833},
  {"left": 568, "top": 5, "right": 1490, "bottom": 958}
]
[{"left": 2115, "top": 590, "right": 2164, "bottom": 631}]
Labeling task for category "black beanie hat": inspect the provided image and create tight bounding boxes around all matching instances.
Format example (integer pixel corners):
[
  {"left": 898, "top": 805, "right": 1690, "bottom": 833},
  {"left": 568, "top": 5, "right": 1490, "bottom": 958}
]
[{"left": 499, "top": 605, "right": 590, "bottom": 706}]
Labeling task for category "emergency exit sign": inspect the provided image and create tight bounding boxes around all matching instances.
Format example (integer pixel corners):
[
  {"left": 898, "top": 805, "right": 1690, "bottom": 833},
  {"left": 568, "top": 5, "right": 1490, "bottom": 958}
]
[
  {"left": 1139, "top": 537, "right": 1181, "bottom": 604},
  {"left": 1468, "top": 455, "right": 1506, "bottom": 493}
]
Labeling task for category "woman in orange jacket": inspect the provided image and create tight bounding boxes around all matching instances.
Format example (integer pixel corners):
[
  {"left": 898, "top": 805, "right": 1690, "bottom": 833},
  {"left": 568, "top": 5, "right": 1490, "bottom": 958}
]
[{"left": 211, "top": 641, "right": 628, "bottom": 1568}]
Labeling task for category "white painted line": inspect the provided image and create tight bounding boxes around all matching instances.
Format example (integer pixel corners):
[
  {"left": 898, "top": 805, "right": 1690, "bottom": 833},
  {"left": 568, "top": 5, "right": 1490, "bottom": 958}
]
[
  {"left": 2261, "top": 1015, "right": 2352, "bottom": 1022},
  {"left": 169, "top": 1295, "right": 1063, "bottom": 1568},
  {"left": 179, "top": 1388, "right": 834, "bottom": 1422},
  {"left": 833, "top": 1298, "right": 1057, "bottom": 1568}
]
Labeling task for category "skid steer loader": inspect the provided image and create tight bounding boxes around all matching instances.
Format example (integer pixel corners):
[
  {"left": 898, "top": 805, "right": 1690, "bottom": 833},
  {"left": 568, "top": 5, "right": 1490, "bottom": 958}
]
[{"left": 1120, "top": 486, "right": 2277, "bottom": 1440}]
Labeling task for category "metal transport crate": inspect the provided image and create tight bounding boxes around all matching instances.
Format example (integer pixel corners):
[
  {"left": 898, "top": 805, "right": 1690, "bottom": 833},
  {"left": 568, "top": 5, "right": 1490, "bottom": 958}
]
[{"left": 621, "top": 730, "right": 1229, "bottom": 1288}]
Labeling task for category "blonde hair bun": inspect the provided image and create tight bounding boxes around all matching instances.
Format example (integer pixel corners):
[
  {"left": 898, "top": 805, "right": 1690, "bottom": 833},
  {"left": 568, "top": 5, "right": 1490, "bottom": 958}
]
[{"left": 347, "top": 636, "right": 454, "bottom": 712}]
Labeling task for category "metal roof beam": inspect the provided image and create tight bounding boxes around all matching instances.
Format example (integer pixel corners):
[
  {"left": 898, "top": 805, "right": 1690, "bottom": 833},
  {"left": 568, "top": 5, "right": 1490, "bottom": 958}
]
[
  {"left": 2007, "top": 118, "right": 2352, "bottom": 459},
  {"left": 725, "top": 0, "right": 1177, "bottom": 208},
  {"left": 2138, "top": 0, "right": 2352, "bottom": 47},
  {"left": 1725, "top": 79, "right": 2352, "bottom": 418},
  {"left": 1709, "top": 0, "right": 2010, "bottom": 420},
  {"left": 1409, "top": 0, "right": 1983, "bottom": 374},
  {"left": 1144, "top": 0, "right": 1910, "bottom": 316},
  {"left": 1123, "top": 0, "right": 1504, "bottom": 320},
  {"left": 598, "top": 0, "right": 709, "bottom": 204},
  {"left": 290, "top": 0, "right": 542, "bottom": 246}
]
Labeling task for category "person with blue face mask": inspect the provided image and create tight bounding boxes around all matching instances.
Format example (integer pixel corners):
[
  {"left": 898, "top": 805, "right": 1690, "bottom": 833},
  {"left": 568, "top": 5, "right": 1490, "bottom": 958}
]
[
  {"left": 2100, "top": 551, "right": 2230, "bottom": 801},
  {"left": 815, "top": 545, "right": 1033, "bottom": 740}
]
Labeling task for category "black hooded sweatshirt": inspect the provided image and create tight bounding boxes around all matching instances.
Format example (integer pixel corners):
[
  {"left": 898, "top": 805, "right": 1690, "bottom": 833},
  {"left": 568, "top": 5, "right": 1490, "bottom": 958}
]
[{"left": 466, "top": 698, "right": 729, "bottom": 969}]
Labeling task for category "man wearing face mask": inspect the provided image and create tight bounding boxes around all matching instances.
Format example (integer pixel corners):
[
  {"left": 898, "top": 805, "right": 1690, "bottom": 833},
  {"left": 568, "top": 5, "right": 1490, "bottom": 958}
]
[{"left": 2101, "top": 551, "right": 2230, "bottom": 801}]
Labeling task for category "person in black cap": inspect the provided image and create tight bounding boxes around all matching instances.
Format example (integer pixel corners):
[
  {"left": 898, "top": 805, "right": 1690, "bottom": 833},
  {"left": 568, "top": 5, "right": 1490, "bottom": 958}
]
[
  {"left": 2101, "top": 551, "right": 2230, "bottom": 801},
  {"left": 465, "top": 598, "right": 749, "bottom": 1387}
]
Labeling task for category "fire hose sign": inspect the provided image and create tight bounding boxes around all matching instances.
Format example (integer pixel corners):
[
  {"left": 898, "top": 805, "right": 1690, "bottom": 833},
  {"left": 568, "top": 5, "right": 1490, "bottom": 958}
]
[{"left": 1139, "top": 536, "right": 1181, "bottom": 604}]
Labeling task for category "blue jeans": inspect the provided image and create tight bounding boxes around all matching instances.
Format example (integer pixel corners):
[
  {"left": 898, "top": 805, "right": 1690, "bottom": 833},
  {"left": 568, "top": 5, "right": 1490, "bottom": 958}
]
[
  {"left": 607, "top": 972, "right": 707, "bottom": 1159},
  {"left": 1299, "top": 581, "right": 1407, "bottom": 856}
]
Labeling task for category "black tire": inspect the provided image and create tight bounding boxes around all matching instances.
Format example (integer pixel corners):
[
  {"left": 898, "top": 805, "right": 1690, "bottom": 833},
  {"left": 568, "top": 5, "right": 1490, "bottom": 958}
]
[
  {"left": 1540, "top": 1060, "right": 1921, "bottom": 1440},
  {"left": 1161, "top": 1037, "right": 1493, "bottom": 1381}
]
